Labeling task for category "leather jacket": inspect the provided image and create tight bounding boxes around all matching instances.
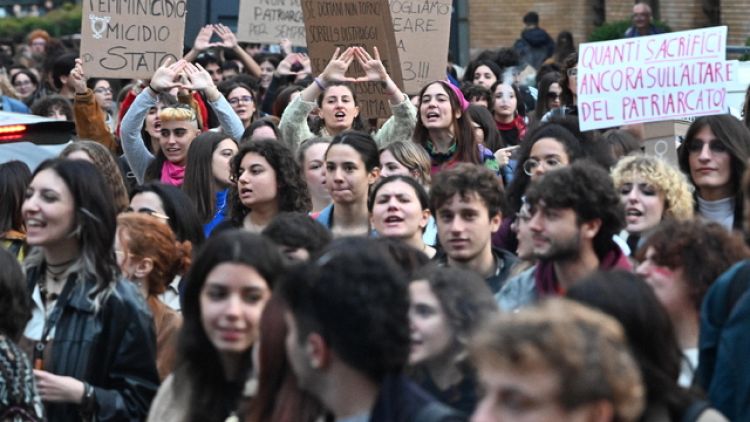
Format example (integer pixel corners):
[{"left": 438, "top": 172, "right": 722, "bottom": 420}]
[{"left": 26, "top": 267, "right": 160, "bottom": 421}]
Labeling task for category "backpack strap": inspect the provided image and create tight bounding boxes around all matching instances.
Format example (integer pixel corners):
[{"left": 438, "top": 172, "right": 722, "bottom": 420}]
[{"left": 681, "top": 399, "right": 711, "bottom": 422}]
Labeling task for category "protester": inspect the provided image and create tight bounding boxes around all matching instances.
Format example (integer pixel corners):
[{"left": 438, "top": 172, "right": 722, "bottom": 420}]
[
  {"left": 115, "top": 212, "right": 191, "bottom": 380},
  {"left": 0, "top": 248, "right": 45, "bottom": 422},
  {"left": 624, "top": 3, "right": 665, "bottom": 38},
  {"left": 497, "top": 162, "right": 628, "bottom": 311},
  {"left": 462, "top": 84, "right": 493, "bottom": 110},
  {"left": 491, "top": 81, "right": 526, "bottom": 146},
  {"left": 220, "top": 139, "right": 310, "bottom": 233},
  {"left": 369, "top": 175, "right": 436, "bottom": 258},
  {"left": 147, "top": 231, "right": 283, "bottom": 422},
  {"left": 68, "top": 59, "right": 118, "bottom": 152},
  {"left": 120, "top": 59, "right": 244, "bottom": 186},
  {"left": 244, "top": 117, "right": 280, "bottom": 141},
  {"left": 60, "top": 140, "right": 130, "bottom": 214},
  {"left": 611, "top": 155, "right": 694, "bottom": 254},
  {"left": 467, "top": 105, "right": 505, "bottom": 153},
  {"left": 677, "top": 115, "right": 750, "bottom": 231},
  {"left": 279, "top": 46, "right": 415, "bottom": 151},
  {"left": 635, "top": 220, "right": 750, "bottom": 386},
  {"left": 413, "top": 80, "right": 498, "bottom": 174},
  {"left": 462, "top": 60, "right": 502, "bottom": 89},
  {"left": 604, "top": 129, "right": 642, "bottom": 159},
  {"left": 278, "top": 237, "right": 464, "bottom": 421},
  {"left": 20, "top": 159, "right": 158, "bottom": 420},
  {"left": 11, "top": 68, "right": 42, "bottom": 106},
  {"left": 296, "top": 137, "right": 332, "bottom": 215},
  {"left": 219, "top": 80, "right": 259, "bottom": 129},
  {"left": 470, "top": 298, "right": 644, "bottom": 422},
  {"left": 431, "top": 163, "right": 517, "bottom": 293},
  {"left": 316, "top": 131, "right": 380, "bottom": 236},
  {"left": 379, "top": 140, "right": 433, "bottom": 187},
  {"left": 567, "top": 271, "right": 726, "bottom": 421},
  {"left": 181, "top": 132, "right": 238, "bottom": 237},
  {"left": 529, "top": 72, "right": 562, "bottom": 123},
  {"left": 244, "top": 296, "right": 328, "bottom": 422},
  {"left": 30, "top": 94, "right": 71, "bottom": 120},
  {"left": 542, "top": 53, "right": 578, "bottom": 120},
  {"left": 408, "top": 265, "right": 498, "bottom": 416},
  {"left": 0, "top": 161, "right": 31, "bottom": 261},
  {"left": 262, "top": 212, "right": 332, "bottom": 263}
]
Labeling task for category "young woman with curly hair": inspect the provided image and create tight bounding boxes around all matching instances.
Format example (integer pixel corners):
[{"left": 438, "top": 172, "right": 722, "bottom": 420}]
[
  {"left": 611, "top": 155, "right": 694, "bottom": 254},
  {"left": 60, "top": 140, "right": 130, "bottom": 214},
  {"left": 220, "top": 139, "right": 311, "bottom": 233}
]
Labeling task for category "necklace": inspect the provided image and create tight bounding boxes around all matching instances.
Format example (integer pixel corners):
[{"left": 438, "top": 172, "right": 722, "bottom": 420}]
[{"left": 45, "top": 258, "right": 77, "bottom": 282}]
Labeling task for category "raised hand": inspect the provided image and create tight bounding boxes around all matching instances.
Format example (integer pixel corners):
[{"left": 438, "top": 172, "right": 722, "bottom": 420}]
[
  {"left": 353, "top": 46, "right": 389, "bottom": 82},
  {"left": 277, "top": 53, "right": 300, "bottom": 76},
  {"left": 280, "top": 38, "right": 293, "bottom": 55},
  {"left": 319, "top": 47, "right": 357, "bottom": 83},
  {"left": 183, "top": 62, "right": 215, "bottom": 91},
  {"left": 70, "top": 58, "right": 87, "bottom": 94},
  {"left": 298, "top": 53, "right": 312, "bottom": 76},
  {"left": 150, "top": 58, "right": 187, "bottom": 93},
  {"left": 214, "top": 24, "right": 238, "bottom": 49},
  {"left": 193, "top": 25, "right": 218, "bottom": 52}
]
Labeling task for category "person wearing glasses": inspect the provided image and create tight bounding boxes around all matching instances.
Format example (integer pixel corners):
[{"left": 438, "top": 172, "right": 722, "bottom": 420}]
[
  {"left": 120, "top": 59, "right": 244, "bottom": 186},
  {"left": 542, "top": 53, "right": 578, "bottom": 122},
  {"left": 624, "top": 3, "right": 665, "bottom": 38},
  {"left": 11, "top": 68, "right": 42, "bottom": 107},
  {"left": 677, "top": 115, "right": 750, "bottom": 231},
  {"left": 529, "top": 72, "right": 561, "bottom": 124},
  {"left": 219, "top": 81, "right": 259, "bottom": 129}
]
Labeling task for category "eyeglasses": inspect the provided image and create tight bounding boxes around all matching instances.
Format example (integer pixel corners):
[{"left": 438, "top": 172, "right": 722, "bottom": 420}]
[
  {"left": 125, "top": 207, "right": 170, "bottom": 221},
  {"left": 94, "top": 87, "right": 113, "bottom": 94},
  {"left": 546, "top": 92, "right": 560, "bottom": 100},
  {"left": 523, "top": 157, "right": 563, "bottom": 176},
  {"left": 228, "top": 95, "right": 254, "bottom": 106},
  {"left": 685, "top": 139, "right": 728, "bottom": 154},
  {"left": 566, "top": 68, "right": 577, "bottom": 77}
]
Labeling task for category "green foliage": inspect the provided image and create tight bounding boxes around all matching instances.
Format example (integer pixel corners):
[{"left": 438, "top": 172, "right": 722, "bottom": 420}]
[
  {"left": 587, "top": 20, "right": 672, "bottom": 42},
  {"left": 0, "top": 4, "right": 81, "bottom": 41}
]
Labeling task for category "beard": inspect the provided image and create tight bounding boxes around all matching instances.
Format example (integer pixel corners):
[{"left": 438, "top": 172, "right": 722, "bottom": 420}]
[{"left": 535, "top": 229, "right": 582, "bottom": 261}]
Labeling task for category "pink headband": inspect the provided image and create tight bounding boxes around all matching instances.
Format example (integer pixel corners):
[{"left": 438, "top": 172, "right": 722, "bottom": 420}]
[{"left": 444, "top": 80, "right": 470, "bottom": 111}]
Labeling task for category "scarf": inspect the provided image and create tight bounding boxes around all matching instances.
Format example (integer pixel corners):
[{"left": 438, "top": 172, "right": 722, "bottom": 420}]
[
  {"left": 496, "top": 114, "right": 527, "bottom": 145},
  {"left": 160, "top": 161, "right": 185, "bottom": 186}
]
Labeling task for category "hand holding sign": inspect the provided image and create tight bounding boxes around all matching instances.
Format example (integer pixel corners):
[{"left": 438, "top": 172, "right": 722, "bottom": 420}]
[{"left": 150, "top": 58, "right": 188, "bottom": 93}]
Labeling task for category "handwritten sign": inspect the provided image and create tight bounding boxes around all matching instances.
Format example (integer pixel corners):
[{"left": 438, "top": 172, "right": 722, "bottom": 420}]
[
  {"left": 237, "top": 0, "right": 307, "bottom": 46},
  {"left": 80, "top": 0, "right": 186, "bottom": 79},
  {"left": 302, "top": 0, "right": 404, "bottom": 119},
  {"left": 389, "top": 0, "right": 452, "bottom": 95},
  {"left": 577, "top": 26, "right": 736, "bottom": 131}
]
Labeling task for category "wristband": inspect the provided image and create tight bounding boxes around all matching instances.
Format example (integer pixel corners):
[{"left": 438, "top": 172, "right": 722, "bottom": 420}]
[
  {"left": 80, "top": 382, "right": 96, "bottom": 413},
  {"left": 148, "top": 83, "right": 160, "bottom": 94},
  {"left": 314, "top": 77, "right": 327, "bottom": 91}
]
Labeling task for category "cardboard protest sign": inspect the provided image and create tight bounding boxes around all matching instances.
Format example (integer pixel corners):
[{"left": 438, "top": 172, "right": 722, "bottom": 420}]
[
  {"left": 389, "top": 0, "right": 452, "bottom": 95},
  {"left": 81, "top": 0, "right": 186, "bottom": 79},
  {"left": 237, "top": 0, "right": 306, "bottom": 46},
  {"left": 302, "top": 0, "right": 404, "bottom": 119},
  {"left": 642, "top": 119, "right": 691, "bottom": 166},
  {"left": 577, "top": 26, "right": 736, "bottom": 131}
]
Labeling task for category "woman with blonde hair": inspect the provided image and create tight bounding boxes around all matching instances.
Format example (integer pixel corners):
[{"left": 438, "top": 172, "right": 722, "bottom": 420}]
[
  {"left": 61, "top": 140, "right": 130, "bottom": 213},
  {"left": 115, "top": 213, "right": 192, "bottom": 380},
  {"left": 611, "top": 155, "right": 694, "bottom": 254},
  {"left": 379, "top": 140, "right": 432, "bottom": 188}
]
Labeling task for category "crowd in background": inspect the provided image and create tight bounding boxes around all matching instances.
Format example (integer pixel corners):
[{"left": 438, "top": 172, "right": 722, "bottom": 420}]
[{"left": 3, "top": 2, "right": 750, "bottom": 421}]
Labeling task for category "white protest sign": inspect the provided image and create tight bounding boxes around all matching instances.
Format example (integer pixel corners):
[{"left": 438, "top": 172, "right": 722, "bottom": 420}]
[
  {"left": 81, "top": 0, "right": 186, "bottom": 79},
  {"left": 237, "top": 0, "right": 306, "bottom": 46},
  {"left": 577, "top": 26, "right": 736, "bottom": 131}
]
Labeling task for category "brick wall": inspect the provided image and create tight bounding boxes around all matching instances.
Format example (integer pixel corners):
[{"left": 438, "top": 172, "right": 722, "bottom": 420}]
[
  {"left": 722, "top": 0, "right": 750, "bottom": 46},
  {"left": 606, "top": 0, "right": 633, "bottom": 22},
  {"left": 467, "top": 0, "right": 596, "bottom": 60},
  {"left": 661, "top": 0, "right": 708, "bottom": 32}
]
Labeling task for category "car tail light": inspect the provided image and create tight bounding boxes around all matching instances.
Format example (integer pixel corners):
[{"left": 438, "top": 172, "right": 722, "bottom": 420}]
[{"left": 0, "top": 124, "right": 27, "bottom": 142}]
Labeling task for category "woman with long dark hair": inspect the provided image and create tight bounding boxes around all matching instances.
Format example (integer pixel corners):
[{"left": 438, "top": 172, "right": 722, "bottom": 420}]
[
  {"left": 20, "top": 159, "right": 159, "bottom": 421},
  {"left": 182, "top": 132, "right": 238, "bottom": 236},
  {"left": 147, "top": 230, "right": 284, "bottom": 422},
  {"left": 677, "top": 115, "right": 750, "bottom": 231},
  {"left": 413, "top": 80, "right": 498, "bottom": 174},
  {"left": 0, "top": 160, "right": 31, "bottom": 261}
]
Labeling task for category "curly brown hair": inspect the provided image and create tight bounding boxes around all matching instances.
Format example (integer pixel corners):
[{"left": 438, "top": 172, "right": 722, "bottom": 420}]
[
  {"left": 430, "top": 162, "right": 506, "bottom": 218},
  {"left": 229, "top": 139, "right": 311, "bottom": 223},
  {"left": 636, "top": 219, "right": 750, "bottom": 311}
]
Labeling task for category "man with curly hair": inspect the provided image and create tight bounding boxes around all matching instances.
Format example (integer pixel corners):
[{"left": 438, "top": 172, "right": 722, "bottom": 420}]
[
  {"left": 278, "top": 238, "right": 463, "bottom": 422},
  {"left": 497, "top": 161, "right": 628, "bottom": 311},
  {"left": 431, "top": 163, "right": 517, "bottom": 294}
]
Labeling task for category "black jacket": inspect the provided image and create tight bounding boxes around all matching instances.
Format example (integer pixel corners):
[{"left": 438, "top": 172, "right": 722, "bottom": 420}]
[
  {"left": 27, "top": 268, "right": 159, "bottom": 421},
  {"left": 370, "top": 375, "right": 465, "bottom": 422}
]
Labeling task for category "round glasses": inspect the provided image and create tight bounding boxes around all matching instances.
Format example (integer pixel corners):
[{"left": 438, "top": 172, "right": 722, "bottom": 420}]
[{"left": 523, "top": 157, "right": 564, "bottom": 176}]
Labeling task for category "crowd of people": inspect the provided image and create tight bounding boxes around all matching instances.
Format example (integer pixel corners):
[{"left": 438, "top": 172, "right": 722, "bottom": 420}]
[{"left": 3, "top": 3, "right": 750, "bottom": 421}]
